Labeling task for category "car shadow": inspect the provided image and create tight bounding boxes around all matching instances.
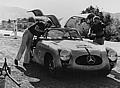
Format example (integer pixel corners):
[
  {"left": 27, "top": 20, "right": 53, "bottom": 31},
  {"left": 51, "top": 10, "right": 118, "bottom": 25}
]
[{"left": 16, "top": 62, "right": 120, "bottom": 88}]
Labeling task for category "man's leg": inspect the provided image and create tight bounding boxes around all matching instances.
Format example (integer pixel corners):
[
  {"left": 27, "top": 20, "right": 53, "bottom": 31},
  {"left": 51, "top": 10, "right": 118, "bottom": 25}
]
[
  {"left": 23, "top": 30, "right": 33, "bottom": 64},
  {"left": 15, "top": 29, "right": 29, "bottom": 64}
]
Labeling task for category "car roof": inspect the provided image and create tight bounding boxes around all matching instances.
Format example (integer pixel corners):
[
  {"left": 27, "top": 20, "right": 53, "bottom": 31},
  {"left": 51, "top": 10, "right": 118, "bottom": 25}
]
[
  {"left": 30, "top": 9, "right": 90, "bottom": 28},
  {"left": 45, "top": 15, "right": 61, "bottom": 28},
  {"left": 34, "top": 15, "right": 61, "bottom": 28},
  {"left": 60, "top": 14, "right": 90, "bottom": 27}
]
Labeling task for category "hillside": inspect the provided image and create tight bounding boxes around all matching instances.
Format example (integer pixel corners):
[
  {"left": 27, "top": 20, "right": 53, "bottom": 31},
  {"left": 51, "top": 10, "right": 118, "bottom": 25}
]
[
  {"left": 111, "top": 13, "right": 120, "bottom": 19},
  {"left": 0, "top": 6, "right": 33, "bottom": 20},
  {"left": 0, "top": 5, "right": 120, "bottom": 22},
  {"left": 103, "top": 12, "right": 120, "bottom": 19}
]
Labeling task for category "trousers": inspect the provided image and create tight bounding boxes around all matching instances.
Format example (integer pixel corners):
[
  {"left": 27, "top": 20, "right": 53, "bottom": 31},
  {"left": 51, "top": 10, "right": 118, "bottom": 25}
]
[{"left": 15, "top": 29, "right": 34, "bottom": 63}]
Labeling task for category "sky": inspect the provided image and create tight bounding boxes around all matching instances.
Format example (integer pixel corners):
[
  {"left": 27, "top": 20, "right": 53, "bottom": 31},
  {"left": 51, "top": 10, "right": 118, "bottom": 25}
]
[{"left": 0, "top": 0, "right": 120, "bottom": 18}]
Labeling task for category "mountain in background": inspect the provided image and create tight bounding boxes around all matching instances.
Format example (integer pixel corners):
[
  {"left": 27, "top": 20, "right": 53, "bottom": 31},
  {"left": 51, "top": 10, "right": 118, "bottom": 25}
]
[
  {"left": 0, "top": 5, "right": 120, "bottom": 21},
  {"left": 103, "top": 12, "right": 120, "bottom": 20},
  {"left": 111, "top": 13, "right": 120, "bottom": 19},
  {"left": 0, "top": 6, "right": 34, "bottom": 21}
]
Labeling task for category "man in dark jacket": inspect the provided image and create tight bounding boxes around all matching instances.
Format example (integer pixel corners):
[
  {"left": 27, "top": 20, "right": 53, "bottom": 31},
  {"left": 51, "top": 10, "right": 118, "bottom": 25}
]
[
  {"left": 14, "top": 20, "right": 52, "bottom": 66},
  {"left": 88, "top": 16, "right": 106, "bottom": 45}
]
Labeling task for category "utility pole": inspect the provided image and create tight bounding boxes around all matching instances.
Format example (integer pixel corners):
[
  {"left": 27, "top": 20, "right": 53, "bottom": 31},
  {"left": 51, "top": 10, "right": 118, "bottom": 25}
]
[{"left": 13, "top": 20, "right": 18, "bottom": 39}]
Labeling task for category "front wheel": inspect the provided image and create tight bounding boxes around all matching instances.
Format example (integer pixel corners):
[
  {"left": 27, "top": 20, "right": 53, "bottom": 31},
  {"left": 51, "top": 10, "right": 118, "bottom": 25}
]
[{"left": 44, "top": 54, "right": 56, "bottom": 75}]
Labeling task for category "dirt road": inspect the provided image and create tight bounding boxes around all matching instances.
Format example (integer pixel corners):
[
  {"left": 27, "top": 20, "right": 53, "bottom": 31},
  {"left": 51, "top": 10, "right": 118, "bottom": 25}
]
[{"left": 0, "top": 33, "right": 120, "bottom": 88}]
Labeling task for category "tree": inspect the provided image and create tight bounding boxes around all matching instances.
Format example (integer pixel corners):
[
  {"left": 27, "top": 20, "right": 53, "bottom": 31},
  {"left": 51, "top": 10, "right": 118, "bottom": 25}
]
[
  {"left": 81, "top": 5, "right": 104, "bottom": 22},
  {"left": 81, "top": 5, "right": 114, "bottom": 25},
  {"left": 103, "top": 13, "right": 113, "bottom": 25},
  {"left": 81, "top": 5, "right": 116, "bottom": 41}
]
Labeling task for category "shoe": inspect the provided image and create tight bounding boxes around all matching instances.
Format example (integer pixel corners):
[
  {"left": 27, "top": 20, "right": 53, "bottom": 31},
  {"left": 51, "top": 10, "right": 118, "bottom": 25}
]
[{"left": 14, "top": 59, "right": 18, "bottom": 66}]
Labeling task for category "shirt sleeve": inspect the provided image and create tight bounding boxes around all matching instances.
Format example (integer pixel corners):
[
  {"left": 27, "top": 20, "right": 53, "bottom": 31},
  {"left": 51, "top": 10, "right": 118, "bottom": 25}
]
[
  {"left": 90, "top": 25, "right": 94, "bottom": 33},
  {"left": 101, "top": 23, "right": 106, "bottom": 28},
  {"left": 28, "top": 22, "right": 37, "bottom": 28}
]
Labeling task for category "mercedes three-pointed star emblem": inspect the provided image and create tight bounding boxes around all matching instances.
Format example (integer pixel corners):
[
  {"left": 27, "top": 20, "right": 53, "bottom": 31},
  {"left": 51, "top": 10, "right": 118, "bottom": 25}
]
[{"left": 87, "top": 55, "right": 96, "bottom": 64}]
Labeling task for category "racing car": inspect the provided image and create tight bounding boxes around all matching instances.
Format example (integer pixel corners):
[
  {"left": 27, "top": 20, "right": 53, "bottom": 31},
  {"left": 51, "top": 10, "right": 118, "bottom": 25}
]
[
  {"left": 29, "top": 11, "right": 118, "bottom": 76},
  {"left": 31, "top": 27, "right": 117, "bottom": 76}
]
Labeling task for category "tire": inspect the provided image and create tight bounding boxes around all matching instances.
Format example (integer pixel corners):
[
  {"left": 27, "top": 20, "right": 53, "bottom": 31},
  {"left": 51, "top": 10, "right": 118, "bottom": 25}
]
[{"left": 44, "top": 53, "right": 56, "bottom": 75}]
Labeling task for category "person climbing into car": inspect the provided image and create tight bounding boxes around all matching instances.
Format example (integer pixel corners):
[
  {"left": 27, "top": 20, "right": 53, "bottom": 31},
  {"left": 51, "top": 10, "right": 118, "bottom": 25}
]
[
  {"left": 88, "top": 16, "right": 106, "bottom": 45},
  {"left": 14, "top": 19, "right": 52, "bottom": 67}
]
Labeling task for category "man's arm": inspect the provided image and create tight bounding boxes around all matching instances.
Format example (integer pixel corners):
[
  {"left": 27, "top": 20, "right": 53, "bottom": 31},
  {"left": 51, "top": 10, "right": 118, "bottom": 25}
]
[
  {"left": 101, "top": 22, "right": 107, "bottom": 28},
  {"left": 88, "top": 28, "right": 91, "bottom": 36}
]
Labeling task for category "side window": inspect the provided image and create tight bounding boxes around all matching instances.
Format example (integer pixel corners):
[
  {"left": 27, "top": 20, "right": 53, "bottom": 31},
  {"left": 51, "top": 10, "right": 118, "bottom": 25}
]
[
  {"left": 65, "top": 16, "right": 82, "bottom": 28},
  {"left": 69, "top": 30, "right": 80, "bottom": 38},
  {"left": 47, "top": 30, "right": 64, "bottom": 38},
  {"left": 66, "top": 18, "right": 76, "bottom": 28},
  {"left": 63, "top": 32, "right": 70, "bottom": 38}
]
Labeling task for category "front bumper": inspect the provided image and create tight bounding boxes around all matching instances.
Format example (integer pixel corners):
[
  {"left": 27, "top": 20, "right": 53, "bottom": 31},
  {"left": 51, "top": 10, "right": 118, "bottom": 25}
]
[
  {"left": 55, "top": 55, "right": 111, "bottom": 71},
  {"left": 64, "top": 62, "right": 110, "bottom": 71}
]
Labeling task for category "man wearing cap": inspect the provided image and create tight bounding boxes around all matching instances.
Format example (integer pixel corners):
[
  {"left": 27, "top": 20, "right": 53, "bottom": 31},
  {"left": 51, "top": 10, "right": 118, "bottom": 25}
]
[{"left": 88, "top": 16, "right": 106, "bottom": 45}]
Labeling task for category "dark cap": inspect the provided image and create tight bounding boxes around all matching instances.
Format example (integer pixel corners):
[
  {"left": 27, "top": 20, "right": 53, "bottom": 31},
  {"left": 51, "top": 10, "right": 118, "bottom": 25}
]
[
  {"left": 93, "top": 16, "right": 100, "bottom": 21},
  {"left": 87, "top": 13, "right": 95, "bottom": 19}
]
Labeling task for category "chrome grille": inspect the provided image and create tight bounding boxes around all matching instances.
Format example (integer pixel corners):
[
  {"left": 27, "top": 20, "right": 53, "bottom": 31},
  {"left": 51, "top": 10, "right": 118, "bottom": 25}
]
[{"left": 75, "top": 55, "right": 102, "bottom": 65}]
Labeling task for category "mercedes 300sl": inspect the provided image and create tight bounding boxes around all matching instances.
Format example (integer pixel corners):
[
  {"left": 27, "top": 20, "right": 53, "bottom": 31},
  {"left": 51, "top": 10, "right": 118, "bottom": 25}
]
[{"left": 31, "top": 28, "right": 118, "bottom": 76}]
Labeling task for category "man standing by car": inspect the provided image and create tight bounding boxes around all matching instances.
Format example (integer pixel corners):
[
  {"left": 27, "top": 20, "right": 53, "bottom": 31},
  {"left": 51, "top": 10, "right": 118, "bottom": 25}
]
[
  {"left": 14, "top": 20, "right": 52, "bottom": 67},
  {"left": 88, "top": 16, "right": 106, "bottom": 45}
]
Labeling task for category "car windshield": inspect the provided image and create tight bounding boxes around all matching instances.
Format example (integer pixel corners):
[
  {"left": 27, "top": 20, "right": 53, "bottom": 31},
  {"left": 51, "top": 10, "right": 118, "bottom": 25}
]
[
  {"left": 46, "top": 29, "right": 82, "bottom": 40},
  {"left": 64, "top": 16, "right": 84, "bottom": 28}
]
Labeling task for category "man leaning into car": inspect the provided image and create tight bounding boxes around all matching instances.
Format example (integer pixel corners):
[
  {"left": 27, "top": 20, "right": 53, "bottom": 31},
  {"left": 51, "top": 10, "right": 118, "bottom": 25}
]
[{"left": 14, "top": 19, "right": 52, "bottom": 67}]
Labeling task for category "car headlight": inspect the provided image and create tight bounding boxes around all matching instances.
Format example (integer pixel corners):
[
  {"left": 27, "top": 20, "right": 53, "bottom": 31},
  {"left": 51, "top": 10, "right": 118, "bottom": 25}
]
[
  {"left": 107, "top": 49, "right": 118, "bottom": 61},
  {"left": 60, "top": 49, "right": 71, "bottom": 61}
]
